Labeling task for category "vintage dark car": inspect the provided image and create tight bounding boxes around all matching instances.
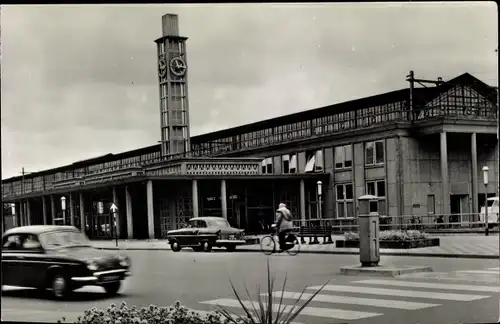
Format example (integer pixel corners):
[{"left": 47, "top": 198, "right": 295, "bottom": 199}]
[
  {"left": 167, "top": 217, "right": 246, "bottom": 252},
  {"left": 1, "top": 225, "right": 131, "bottom": 299}
]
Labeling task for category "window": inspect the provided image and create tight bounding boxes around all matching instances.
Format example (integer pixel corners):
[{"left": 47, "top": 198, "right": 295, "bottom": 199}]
[
  {"left": 261, "top": 158, "right": 273, "bottom": 174},
  {"left": 188, "top": 220, "right": 207, "bottom": 228},
  {"left": 289, "top": 154, "right": 297, "bottom": 173},
  {"left": 334, "top": 144, "right": 353, "bottom": 169},
  {"left": 2, "top": 234, "right": 23, "bottom": 250},
  {"left": 22, "top": 235, "right": 42, "bottom": 250},
  {"left": 427, "top": 195, "right": 435, "bottom": 215},
  {"left": 365, "top": 140, "right": 385, "bottom": 165},
  {"left": 303, "top": 152, "right": 314, "bottom": 171},
  {"left": 171, "top": 127, "right": 183, "bottom": 139},
  {"left": 172, "top": 139, "right": 184, "bottom": 154},
  {"left": 336, "top": 183, "right": 354, "bottom": 218},
  {"left": 282, "top": 155, "right": 290, "bottom": 174},
  {"left": 365, "top": 180, "right": 386, "bottom": 215},
  {"left": 304, "top": 149, "right": 324, "bottom": 173},
  {"left": 171, "top": 111, "right": 184, "bottom": 125}
]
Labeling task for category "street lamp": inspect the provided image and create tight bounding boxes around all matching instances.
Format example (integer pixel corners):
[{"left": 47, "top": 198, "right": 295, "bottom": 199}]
[
  {"left": 482, "top": 166, "right": 489, "bottom": 236},
  {"left": 10, "top": 203, "right": 16, "bottom": 228},
  {"left": 61, "top": 196, "right": 67, "bottom": 226},
  {"left": 317, "top": 181, "right": 323, "bottom": 225}
]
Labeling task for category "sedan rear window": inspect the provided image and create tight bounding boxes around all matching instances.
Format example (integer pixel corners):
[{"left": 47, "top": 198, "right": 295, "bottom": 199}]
[{"left": 2, "top": 235, "right": 23, "bottom": 250}]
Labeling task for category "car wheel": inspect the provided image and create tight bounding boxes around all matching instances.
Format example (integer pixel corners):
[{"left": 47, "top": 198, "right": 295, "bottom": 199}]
[
  {"left": 170, "top": 241, "right": 181, "bottom": 252},
  {"left": 51, "top": 273, "right": 70, "bottom": 299},
  {"left": 103, "top": 281, "right": 121, "bottom": 296},
  {"left": 226, "top": 245, "right": 236, "bottom": 252},
  {"left": 202, "top": 241, "right": 212, "bottom": 252}
]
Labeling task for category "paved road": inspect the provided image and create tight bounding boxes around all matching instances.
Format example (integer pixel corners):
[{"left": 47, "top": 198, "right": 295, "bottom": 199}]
[{"left": 1, "top": 250, "right": 499, "bottom": 324}]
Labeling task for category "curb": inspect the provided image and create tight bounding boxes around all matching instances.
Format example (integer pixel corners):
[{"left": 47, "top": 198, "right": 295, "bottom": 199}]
[{"left": 95, "top": 247, "right": 499, "bottom": 259}]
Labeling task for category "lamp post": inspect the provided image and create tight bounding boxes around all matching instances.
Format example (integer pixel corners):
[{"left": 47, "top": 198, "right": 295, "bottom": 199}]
[
  {"left": 61, "top": 196, "right": 67, "bottom": 226},
  {"left": 482, "top": 166, "right": 489, "bottom": 236},
  {"left": 11, "top": 203, "right": 16, "bottom": 228},
  {"left": 317, "top": 181, "right": 323, "bottom": 226}
]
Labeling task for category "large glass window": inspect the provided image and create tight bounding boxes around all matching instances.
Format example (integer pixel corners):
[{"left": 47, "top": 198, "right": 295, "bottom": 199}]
[
  {"left": 336, "top": 183, "right": 354, "bottom": 218},
  {"left": 171, "top": 139, "right": 184, "bottom": 154},
  {"left": 282, "top": 155, "right": 290, "bottom": 174},
  {"left": 171, "top": 111, "right": 184, "bottom": 125},
  {"left": 334, "top": 144, "right": 353, "bottom": 169},
  {"left": 304, "top": 149, "right": 324, "bottom": 173},
  {"left": 365, "top": 140, "right": 385, "bottom": 165},
  {"left": 171, "top": 127, "right": 183, "bottom": 139},
  {"left": 366, "top": 180, "right": 386, "bottom": 215},
  {"left": 261, "top": 158, "right": 273, "bottom": 174}
]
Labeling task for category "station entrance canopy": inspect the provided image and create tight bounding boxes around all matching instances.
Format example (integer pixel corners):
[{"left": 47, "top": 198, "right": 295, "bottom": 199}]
[{"left": 5, "top": 157, "right": 273, "bottom": 201}]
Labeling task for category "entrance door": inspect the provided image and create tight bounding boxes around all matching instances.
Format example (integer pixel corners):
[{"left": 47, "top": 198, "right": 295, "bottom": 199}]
[
  {"left": 87, "top": 213, "right": 113, "bottom": 239},
  {"left": 450, "top": 194, "right": 469, "bottom": 224}
]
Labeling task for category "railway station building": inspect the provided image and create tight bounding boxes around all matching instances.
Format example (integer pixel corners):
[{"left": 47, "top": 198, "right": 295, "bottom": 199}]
[{"left": 2, "top": 14, "right": 498, "bottom": 239}]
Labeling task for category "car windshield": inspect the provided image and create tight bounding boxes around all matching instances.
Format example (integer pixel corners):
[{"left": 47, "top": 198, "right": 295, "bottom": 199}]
[
  {"left": 487, "top": 199, "right": 499, "bottom": 207},
  {"left": 207, "top": 219, "right": 231, "bottom": 228},
  {"left": 39, "top": 230, "right": 91, "bottom": 249}
]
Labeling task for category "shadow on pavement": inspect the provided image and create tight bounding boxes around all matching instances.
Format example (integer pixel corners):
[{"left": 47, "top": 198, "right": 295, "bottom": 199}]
[{"left": 1, "top": 287, "right": 129, "bottom": 302}]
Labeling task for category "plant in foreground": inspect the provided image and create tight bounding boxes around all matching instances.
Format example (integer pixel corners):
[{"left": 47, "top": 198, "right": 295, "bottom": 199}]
[
  {"left": 344, "top": 229, "right": 428, "bottom": 242},
  {"left": 58, "top": 301, "right": 226, "bottom": 324},
  {"left": 215, "top": 257, "right": 330, "bottom": 324}
]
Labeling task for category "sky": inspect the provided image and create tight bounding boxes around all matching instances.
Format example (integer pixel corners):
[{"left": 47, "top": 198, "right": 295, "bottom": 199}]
[{"left": 1, "top": 2, "right": 498, "bottom": 179}]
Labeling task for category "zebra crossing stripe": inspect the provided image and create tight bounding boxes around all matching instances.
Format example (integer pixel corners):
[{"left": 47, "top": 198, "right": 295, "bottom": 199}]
[
  {"left": 307, "top": 285, "right": 489, "bottom": 301},
  {"left": 456, "top": 270, "right": 500, "bottom": 275},
  {"left": 201, "top": 298, "right": 383, "bottom": 320},
  {"left": 398, "top": 272, "right": 499, "bottom": 283},
  {"left": 355, "top": 279, "right": 500, "bottom": 293},
  {"left": 261, "top": 291, "right": 440, "bottom": 310},
  {"left": 487, "top": 267, "right": 500, "bottom": 271}
]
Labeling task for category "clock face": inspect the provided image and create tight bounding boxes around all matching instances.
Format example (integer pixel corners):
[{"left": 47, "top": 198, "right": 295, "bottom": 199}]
[
  {"left": 158, "top": 58, "right": 167, "bottom": 77},
  {"left": 169, "top": 57, "right": 187, "bottom": 77}
]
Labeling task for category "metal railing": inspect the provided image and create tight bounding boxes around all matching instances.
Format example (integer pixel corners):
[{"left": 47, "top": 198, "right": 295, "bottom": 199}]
[{"left": 292, "top": 213, "right": 499, "bottom": 234}]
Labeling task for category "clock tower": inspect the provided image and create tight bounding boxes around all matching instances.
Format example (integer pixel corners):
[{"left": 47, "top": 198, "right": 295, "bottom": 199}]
[{"left": 155, "top": 14, "right": 191, "bottom": 157}]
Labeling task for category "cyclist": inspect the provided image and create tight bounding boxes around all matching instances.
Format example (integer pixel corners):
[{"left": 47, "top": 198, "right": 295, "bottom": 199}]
[{"left": 276, "top": 203, "right": 294, "bottom": 252}]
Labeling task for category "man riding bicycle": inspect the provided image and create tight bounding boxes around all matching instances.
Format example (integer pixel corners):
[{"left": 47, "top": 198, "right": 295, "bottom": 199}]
[{"left": 276, "top": 203, "right": 294, "bottom": 252}]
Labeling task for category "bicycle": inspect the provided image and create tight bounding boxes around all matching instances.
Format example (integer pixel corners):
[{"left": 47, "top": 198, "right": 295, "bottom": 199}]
[{"left": 260, "top": 225, "right": 300, "bottom": 256}]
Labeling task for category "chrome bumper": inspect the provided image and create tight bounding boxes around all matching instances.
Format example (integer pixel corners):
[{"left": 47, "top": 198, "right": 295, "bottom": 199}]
[
  {"left": 71, "top": 269, "right": 131, "bottom": 282},
  {"left": 216, "top": 239, "right": 246, "bottom": 245}
]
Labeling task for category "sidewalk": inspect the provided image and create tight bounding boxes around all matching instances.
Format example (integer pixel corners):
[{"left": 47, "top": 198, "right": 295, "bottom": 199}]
[{"left": 92, "top": 234, "right": 499, "bottom": 259}]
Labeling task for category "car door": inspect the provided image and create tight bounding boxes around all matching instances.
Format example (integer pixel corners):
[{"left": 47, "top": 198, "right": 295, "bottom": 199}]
[
  {"left": 19, "top": 234, "right": 46, "bottom": 288},
  {"left": 180, "top": 220, "right": 198, "bottom": 246},
  {"left": 196, "top": 220, "right": 212, "bottom": 241},
  {"left": 1, "top": 234, "right": 25, "bottom": 287}
]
